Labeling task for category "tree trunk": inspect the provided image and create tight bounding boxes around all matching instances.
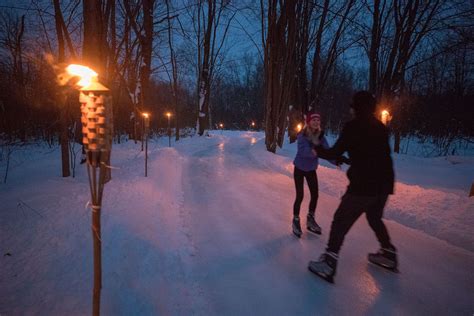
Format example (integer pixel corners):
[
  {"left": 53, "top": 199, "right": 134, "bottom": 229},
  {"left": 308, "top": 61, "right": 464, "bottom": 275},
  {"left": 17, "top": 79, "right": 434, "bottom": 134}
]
[
  {"left": 140, "top": 0, "right": 154, "bottom": 112},
  {"left": 263, "top": 0, "right": 298, "bottom": 152},
  {"left": 309, "top": 0, "right": 329, "bottom": 106},
  {"left": 198, "top": 1, "right": 215, "bottom": 135},
  {"left": 394, "top": 130, "right": 401, "bottom": 153},
  {"left": 288, "top": 0, "right": 312, "bottom": 142},
  {"left": 165, "top": 0, "right": 180, "bottom": 141},
  {"left": 83, "top": 0, "right": 112, "bottom": 181},
  {"left": 53, "top": 0, "right": 70, "bottom": 177},
  {"left": 83, "top": 0, "right": 105, "bottom": 76},
  {"left": 368, "top": 0, "right": 381, "bottom": 94}
]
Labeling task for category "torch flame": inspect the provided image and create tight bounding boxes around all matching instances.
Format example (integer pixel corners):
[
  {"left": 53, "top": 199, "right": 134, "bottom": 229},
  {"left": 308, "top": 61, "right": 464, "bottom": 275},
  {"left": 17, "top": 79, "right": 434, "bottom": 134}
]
[
  {"left": 66, "top": 64, "right": 98, "bottom": 87},
  {"left": 166, "top": 112, "right": 171, "bottom": 118},
  {"left": 296, "top": 123, "right": 302, "bottom": 132},
  {"left": 380, "top": 109, "right": 391, "bottom": 125},
  {"left": 142, "top": 112, "right": 149, "bottom": 119}
]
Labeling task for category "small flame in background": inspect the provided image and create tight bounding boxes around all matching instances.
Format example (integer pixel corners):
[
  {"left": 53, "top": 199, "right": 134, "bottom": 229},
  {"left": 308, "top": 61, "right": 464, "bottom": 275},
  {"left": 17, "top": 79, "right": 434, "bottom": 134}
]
[
  {"left": 381, "top": 109, "right": 391, "bottom": 125},
  {"left": 66, "top": 64, "right": 98, "bottom": 87}
]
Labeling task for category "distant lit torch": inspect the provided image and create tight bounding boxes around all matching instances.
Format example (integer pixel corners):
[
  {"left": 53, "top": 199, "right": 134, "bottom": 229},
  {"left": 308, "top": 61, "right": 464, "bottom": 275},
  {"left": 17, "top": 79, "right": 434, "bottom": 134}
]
[
  {"left": 166, "top": 112, "right": 172, "bottom": 147},
  {"left": 296, "top": 123, "right": 302, "bottom": 132},
  {"left": 380, "top": 109, "right": 392, "bottom": 125},
  {"left": 64, "top": 64, "right": 111, "bottom": 316},
  {"left": 143, "top": 113, "right": 150, "bottom": 176}
]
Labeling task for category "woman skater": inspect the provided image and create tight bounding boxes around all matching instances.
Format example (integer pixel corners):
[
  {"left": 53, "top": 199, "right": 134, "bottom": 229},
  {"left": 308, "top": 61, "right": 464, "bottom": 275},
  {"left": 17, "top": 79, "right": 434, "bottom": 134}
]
[{"left": 292, "top": 112, "right": 332, "bottom": 238}]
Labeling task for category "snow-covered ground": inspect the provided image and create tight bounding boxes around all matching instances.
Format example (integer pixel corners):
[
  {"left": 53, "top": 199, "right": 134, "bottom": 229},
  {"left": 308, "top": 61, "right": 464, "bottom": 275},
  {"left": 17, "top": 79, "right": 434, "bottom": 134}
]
[{"left": 1, "top": 131, "right": 473, "bottom": 315}]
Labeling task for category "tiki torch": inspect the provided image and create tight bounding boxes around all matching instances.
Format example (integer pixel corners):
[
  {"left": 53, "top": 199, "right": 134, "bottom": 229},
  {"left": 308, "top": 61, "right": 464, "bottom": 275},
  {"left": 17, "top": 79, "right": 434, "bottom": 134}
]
[
  {"left": 65, "top": 64, "right": 111, "bottom": 316},
  {"left": 166, "top": 112, "right": 171, "bottom": 147},
  {"left": 219, "top": 123, "right": 224, "bottom": 135},
  {"left": 143, "top": 112, "right": 150, "bottom": 176}
]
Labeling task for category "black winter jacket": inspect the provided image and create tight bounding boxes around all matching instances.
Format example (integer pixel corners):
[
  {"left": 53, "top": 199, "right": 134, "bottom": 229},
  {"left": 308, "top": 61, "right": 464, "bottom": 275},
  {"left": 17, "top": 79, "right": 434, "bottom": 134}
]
[{"left": 316, "top": 115, "right": 395, "bottom": 196}]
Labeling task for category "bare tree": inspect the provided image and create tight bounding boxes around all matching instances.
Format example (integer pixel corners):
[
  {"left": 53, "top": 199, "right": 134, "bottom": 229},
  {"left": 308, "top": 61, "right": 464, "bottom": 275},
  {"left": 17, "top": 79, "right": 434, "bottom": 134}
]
[
  {"left": 262, "top": 0, "right": 298, "bottom": 152},
  {"left": 363, "top": 0, "right": 444, "bottom": 152},
  {"left": 287, "top": 0, "right": 358, "bottom": 142},
  {"left": 0, "top": 11, "right": 27, "bottom": 134},
  {"left": 165, "top": 0, "right": 181, "bottom": 140},
  {"left": 310, "top": 0, "right": 357, "bottom": 108},
  {"left": 287, "top": 0, "right": 313, "bottom": 143},
  {"left": 185, "top": 0, "right": 235, "bottom": 135},
  {"left": 53, "top": 0, "right": 71, "bottom": 177}
]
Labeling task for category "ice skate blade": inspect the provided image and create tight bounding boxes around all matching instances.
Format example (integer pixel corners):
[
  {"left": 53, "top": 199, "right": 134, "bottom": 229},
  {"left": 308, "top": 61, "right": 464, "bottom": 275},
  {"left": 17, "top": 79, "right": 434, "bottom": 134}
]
[
  {"left": 308, "top": 265, "right": 334, "bottom": 284},
  {"left": 368, "top": 260, "right": 399, "bottom": 273},
  {"left": 293, "top": 231, "right": 302, "bottom": 238},
  {"left": 307, "top": 227, "right": 321, "bottom": 235}
]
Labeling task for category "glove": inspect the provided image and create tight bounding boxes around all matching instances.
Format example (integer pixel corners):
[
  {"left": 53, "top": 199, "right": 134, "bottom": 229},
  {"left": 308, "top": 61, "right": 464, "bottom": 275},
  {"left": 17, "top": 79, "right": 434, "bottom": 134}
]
[{"left": 335, "top": 156, "right": 351, "bottom": 166}]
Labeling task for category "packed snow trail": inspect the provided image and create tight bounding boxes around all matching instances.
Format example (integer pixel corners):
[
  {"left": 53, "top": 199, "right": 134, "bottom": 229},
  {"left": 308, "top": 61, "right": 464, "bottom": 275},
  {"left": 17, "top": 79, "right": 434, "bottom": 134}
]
[{"left": 0, "top": 132, "right": 472, "bottom": 315}]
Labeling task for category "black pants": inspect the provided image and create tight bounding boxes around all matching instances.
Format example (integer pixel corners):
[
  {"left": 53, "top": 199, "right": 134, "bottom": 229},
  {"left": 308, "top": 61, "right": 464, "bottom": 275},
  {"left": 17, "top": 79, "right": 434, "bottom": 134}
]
[
  {"left": 326, "top": 193, "right": 394, "bottom": 254},
  {"left": 293, "top": 167, "right": 319, "bottom": 217}
]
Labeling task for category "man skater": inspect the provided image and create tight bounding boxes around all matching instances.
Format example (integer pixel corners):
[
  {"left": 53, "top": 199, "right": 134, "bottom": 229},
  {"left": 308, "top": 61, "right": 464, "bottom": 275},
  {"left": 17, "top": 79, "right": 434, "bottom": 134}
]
[{"left": 308, "top": 91, "right": 397, "bottom": 283}]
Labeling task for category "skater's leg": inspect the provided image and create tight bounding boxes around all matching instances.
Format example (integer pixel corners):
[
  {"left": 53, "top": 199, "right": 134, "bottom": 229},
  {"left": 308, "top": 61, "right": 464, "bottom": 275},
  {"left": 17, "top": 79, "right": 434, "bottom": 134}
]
[
  {"left": 305, "top": 170, "right": 321, "bottom": 234},
  {"left": 292, "top": 167, "right": 305, "bottom": 237},
  {"left": 305, "top": 170, "right": 319, "bottom": 216},
  {"left": 326, "top": 193, "right": 366, "bottom": 254},
  {"left": 365, "top": 195, "right": 395, "bottom": 249},
  {"left": 293, "top": 167, "right": 305, "bottom": 217},
  {"left": 309, "top": 193, "right": 366, "bottom": 283}
]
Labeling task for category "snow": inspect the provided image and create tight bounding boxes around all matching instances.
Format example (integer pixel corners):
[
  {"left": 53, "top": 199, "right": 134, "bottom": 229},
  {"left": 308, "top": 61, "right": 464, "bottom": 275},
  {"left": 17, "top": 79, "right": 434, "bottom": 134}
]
[{"left": 1, "top": 131, "right": 473, "bottom": 315}]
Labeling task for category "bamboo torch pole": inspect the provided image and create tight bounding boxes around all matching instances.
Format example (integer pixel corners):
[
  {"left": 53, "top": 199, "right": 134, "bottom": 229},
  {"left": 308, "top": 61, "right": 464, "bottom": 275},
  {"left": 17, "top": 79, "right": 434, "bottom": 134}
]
[
  {"left": 77, "top": 70, "right": 110, "bottom": 316},
  {"left": 58, "top": 64, "right": 111, "bottom": 316}
]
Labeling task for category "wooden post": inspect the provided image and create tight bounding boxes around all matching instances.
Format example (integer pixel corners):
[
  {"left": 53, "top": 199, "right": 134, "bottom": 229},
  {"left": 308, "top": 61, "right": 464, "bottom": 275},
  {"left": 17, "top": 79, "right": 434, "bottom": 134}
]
[{"left": 92, "top": 203, "right": 102, "bottom": 316}]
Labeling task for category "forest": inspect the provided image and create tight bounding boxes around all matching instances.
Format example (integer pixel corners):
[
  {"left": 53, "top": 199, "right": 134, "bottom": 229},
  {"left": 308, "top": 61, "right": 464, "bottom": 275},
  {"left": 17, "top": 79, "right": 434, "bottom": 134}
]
[{"left": 0, "top": 0, "right": 472, "bottom": 163}]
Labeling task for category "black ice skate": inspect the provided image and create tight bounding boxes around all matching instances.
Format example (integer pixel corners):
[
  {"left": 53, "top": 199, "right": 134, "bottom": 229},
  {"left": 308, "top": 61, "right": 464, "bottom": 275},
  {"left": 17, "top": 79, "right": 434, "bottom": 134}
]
[
  {"left": 308, "top": 252, "right": 338, "bottom": 283},
  {"left": 307, "top": 214, "right": 321, "bottom": 235},
  {"left": 368, "top": 247, "right": 398, "bottom": 272},
  {"left": 292, "top": 217, "right": 302, "bottom": 238}
]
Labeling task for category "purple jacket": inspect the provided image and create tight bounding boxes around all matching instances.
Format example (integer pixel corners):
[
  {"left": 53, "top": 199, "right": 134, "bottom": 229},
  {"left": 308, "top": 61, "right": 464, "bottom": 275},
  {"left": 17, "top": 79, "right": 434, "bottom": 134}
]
[{"left": 293, "top": 132, "right": 330, "bottom": 171}]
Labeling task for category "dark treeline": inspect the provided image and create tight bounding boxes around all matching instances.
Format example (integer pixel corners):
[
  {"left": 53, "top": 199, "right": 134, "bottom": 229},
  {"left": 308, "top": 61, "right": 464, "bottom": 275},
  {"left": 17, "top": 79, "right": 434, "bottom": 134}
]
[{"left": 0, "top": 0, "right": 472, "bottom": 162}]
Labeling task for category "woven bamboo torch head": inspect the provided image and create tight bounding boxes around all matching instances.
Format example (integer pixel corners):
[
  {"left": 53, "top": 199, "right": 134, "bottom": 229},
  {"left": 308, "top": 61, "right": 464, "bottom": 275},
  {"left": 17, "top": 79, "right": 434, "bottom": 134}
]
[{"left": 66, "top": 64, "right": 111, "bottom": 167}]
